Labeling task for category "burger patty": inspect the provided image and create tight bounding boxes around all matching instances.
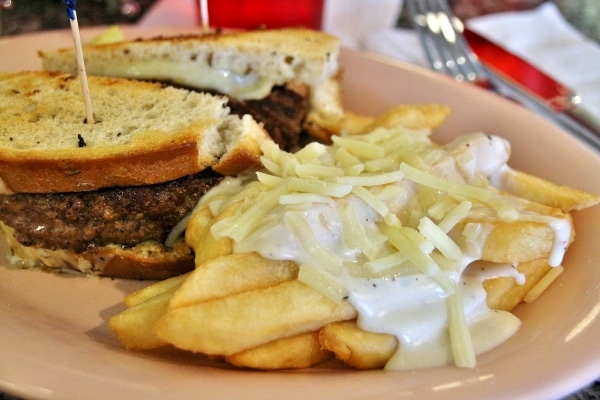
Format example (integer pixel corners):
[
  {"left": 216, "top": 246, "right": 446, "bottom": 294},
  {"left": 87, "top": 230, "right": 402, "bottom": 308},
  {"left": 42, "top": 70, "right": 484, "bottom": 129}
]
[{"left": 0, "top": 170, "right": 223, "bottom": 253}]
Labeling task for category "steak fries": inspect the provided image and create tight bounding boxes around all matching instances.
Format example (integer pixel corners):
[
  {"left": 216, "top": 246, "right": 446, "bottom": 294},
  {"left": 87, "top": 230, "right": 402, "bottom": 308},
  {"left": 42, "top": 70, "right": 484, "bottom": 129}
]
[{"left": 110, "top": 104, "right": 600, "bottom": 370}]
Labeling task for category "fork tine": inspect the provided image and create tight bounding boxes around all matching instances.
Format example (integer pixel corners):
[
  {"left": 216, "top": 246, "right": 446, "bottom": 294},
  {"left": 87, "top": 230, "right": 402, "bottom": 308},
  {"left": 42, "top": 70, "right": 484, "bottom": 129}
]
[
  {"left": 406, "top": 0, "right": 437, "bottom": 70},
  {"left": 407, "top": 0, "right": 486, "bottom": 83},
  {"left": 406, "top": 0, "right": 455, "bottom": 76},
  {"left": 435, "top": 0, "right": 488, "bottom": 82},
  {"left": 408, "top": 0, "right": 462, "bottom": 77}
]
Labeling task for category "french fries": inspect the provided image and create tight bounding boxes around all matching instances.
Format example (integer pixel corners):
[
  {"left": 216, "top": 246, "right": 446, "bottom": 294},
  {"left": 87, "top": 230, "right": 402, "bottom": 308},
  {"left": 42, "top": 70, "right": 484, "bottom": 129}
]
[
  {"left": 156, "top": 279, "right": 356, "bottom": 355},
  {"left": 452, "top": 215, "right": 569, "bottom": 265},
  {"left": 319, "top": 321, "right": 398, "bottom": 370},
  {"left": 359, "top": 104, "right": 451, "bottom": 133},
  {"left": 124, "top": 272, "right": 189, "bottom": 308},
  {"left": 110, "top": 104, "right": 600, "bottom": 371},
  {"left": 170, "top": 252, "right": 299, "bottom": 308},
  {"left": 185, "top": 203, "right": 235, "bottom": 265},
  {"left": 497, "top": 167, "right": 600, "bottom": 211},
  {"left": 342, "top": 104, "right": 450, "bottom": 136},
  {"left": 225, "top": 332, "right": 332, "bottom": 370},
  {"left": 110, "top": 289, "right": 174, "bottom": 350},
  {"left": 483, "top": 258, "right": 555, "bottom": 311}
]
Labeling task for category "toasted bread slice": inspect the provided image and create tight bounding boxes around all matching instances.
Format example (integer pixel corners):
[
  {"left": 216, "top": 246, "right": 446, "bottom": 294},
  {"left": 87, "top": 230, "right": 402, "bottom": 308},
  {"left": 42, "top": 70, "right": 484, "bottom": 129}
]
[
  {"left": 0, "top": 71, "right": 269, "bottom": 193},
  {"left": 39, "top": 28, "right": 345, "bottom": 140}
]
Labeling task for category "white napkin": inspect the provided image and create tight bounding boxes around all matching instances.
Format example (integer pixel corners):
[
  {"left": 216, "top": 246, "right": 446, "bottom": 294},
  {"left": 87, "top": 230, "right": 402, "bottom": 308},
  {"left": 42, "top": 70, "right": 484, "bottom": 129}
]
[
  {"left": 361, "top": 2, "right": 600, "bottom": 121},
  {"left": 322, "top": 0, "right": 403, "bottom": 49}
]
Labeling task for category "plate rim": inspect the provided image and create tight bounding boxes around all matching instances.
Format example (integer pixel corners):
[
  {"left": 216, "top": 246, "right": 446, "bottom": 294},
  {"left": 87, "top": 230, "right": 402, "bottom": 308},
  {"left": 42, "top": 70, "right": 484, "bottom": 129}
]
[{"left": 1, "top": 26, "right": 600, "bottom": 400}]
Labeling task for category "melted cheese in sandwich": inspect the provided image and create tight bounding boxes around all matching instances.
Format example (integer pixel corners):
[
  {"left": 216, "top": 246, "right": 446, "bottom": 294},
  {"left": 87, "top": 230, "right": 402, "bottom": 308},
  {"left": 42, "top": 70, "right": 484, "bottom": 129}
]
[{"left": 98, "top": 60, "right": 275, "bottom": 100}]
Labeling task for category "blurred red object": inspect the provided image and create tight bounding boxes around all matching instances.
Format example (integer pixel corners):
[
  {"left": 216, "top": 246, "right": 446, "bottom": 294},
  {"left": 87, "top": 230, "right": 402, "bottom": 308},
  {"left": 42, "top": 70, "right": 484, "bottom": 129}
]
[
  {"left": 464, "top": 28, "right": 571, "bottom": 109},
  {"left": 205, "top": 0, "right": 324, "bottom": 30},
  {"left": 451, "top": 0, "right": 547, "bottom": 19}
]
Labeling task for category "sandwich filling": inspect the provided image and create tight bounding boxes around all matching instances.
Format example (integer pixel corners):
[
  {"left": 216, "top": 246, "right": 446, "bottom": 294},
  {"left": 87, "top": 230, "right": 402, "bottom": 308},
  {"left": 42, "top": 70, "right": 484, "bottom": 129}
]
[
  {"left": 210, "top": 83, "right": 311, "bottom": 152},
  {"left": 0, "top": 170, "right": 222, "bottom": 254}
]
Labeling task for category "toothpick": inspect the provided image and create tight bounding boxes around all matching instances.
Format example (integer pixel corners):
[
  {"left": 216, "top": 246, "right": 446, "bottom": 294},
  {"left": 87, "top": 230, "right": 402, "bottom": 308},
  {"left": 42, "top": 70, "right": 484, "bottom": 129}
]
[
  {"left": 63, "top": 0, "right": 94, "bottom": 124},
  {"left": 199, "top": 0, "right": 210, "bottom": 33}
]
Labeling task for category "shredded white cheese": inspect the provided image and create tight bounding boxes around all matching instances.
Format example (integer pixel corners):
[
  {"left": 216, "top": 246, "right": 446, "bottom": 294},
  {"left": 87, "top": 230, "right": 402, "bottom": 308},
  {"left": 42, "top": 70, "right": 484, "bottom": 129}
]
[{"left": 198, "top": 126, "right": 571, "bottom": 370}]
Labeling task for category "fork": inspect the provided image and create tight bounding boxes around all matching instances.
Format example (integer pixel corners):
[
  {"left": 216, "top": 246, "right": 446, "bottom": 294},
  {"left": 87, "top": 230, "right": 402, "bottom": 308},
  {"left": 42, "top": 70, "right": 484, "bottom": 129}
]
[{"left": 405, "top": 0, "right": 600, "bottom": 152}]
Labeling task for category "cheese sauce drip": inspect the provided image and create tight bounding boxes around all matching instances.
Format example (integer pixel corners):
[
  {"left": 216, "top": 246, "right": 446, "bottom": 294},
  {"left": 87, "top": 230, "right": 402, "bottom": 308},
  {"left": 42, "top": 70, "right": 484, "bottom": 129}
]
[{"left": 201, "top": 126, "right": 571, "bottom": 370}]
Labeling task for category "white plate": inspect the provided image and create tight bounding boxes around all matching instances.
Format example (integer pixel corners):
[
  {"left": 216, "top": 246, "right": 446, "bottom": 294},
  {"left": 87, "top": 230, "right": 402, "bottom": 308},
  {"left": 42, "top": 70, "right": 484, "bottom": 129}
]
[{"left": 1, "top": 27, "right": 600, "bottom": 400}]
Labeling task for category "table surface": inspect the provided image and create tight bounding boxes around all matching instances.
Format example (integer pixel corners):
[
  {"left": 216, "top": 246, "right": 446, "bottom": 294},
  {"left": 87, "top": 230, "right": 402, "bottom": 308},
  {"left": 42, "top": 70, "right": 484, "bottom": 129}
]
[{"left": 0, "top": 0, "right": 159, "bottom": 36}]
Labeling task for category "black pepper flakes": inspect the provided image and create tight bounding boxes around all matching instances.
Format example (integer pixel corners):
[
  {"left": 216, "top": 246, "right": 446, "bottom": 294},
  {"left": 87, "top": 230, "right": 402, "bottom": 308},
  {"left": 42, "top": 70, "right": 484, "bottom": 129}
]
[{"left": 77, "top": 134, "right": 87, "bottom": 148}]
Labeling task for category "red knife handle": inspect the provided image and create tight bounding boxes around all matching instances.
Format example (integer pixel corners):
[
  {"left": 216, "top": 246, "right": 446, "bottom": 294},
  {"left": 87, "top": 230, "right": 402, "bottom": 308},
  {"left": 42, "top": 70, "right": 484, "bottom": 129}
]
[{"left": 464, "top": 28, "right": 572, "bottom": 109}]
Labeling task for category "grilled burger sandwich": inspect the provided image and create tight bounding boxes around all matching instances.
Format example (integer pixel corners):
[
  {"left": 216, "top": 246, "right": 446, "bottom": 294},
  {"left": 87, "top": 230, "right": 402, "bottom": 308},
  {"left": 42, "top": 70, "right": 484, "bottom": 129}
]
[
  {"left": 0, "top": 71, "right": 269, "bottom": 279},
  {"left": 39, "top": 28, "right": 345, "bottom": 151},
  {"left": 0, "top": 28, "right": 344, "bottom": 280}
]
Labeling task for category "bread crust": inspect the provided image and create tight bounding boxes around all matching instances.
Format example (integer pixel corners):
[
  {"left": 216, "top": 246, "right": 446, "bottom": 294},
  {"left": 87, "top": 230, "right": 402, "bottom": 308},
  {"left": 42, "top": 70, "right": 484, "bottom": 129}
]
[
  {"left": 82, "top": 242, "right": 195, "bottom": 280},
  {"left": 0, "top": 140, "right": 202, "bottom": 193}
]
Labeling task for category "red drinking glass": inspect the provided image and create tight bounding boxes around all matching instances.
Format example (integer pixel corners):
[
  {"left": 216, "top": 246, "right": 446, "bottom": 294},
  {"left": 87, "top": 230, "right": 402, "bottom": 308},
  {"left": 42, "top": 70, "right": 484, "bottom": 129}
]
[{"left": 202, "top": 0, "right": 325, "bottom": 30}]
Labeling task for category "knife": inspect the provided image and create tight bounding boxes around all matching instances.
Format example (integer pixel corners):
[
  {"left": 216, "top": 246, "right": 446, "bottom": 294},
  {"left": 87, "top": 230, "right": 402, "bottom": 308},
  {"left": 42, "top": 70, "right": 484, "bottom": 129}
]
[
  {"left": 464, "top": 28, "right": 600, "bottom": 142},
  {"left": 464, "top": 28, "right": 569, "bottom": 105}
]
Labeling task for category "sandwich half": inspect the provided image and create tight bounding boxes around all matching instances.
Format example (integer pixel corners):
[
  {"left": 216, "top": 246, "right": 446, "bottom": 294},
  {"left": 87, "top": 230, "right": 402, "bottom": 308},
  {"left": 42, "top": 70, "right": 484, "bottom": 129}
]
[
  {"left": 0, "top": 71, "right": 269, "bottom": 279},
  {"left": 39, "top": 28, "right": 345, "bottom": 150}
]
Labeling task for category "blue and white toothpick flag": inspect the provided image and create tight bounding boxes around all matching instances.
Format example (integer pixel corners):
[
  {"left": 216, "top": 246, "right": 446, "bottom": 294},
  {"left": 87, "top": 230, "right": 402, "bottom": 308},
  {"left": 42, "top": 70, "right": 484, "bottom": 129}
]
[{"left": 63, "top": 0, "right": 94, "bottom": 124}]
